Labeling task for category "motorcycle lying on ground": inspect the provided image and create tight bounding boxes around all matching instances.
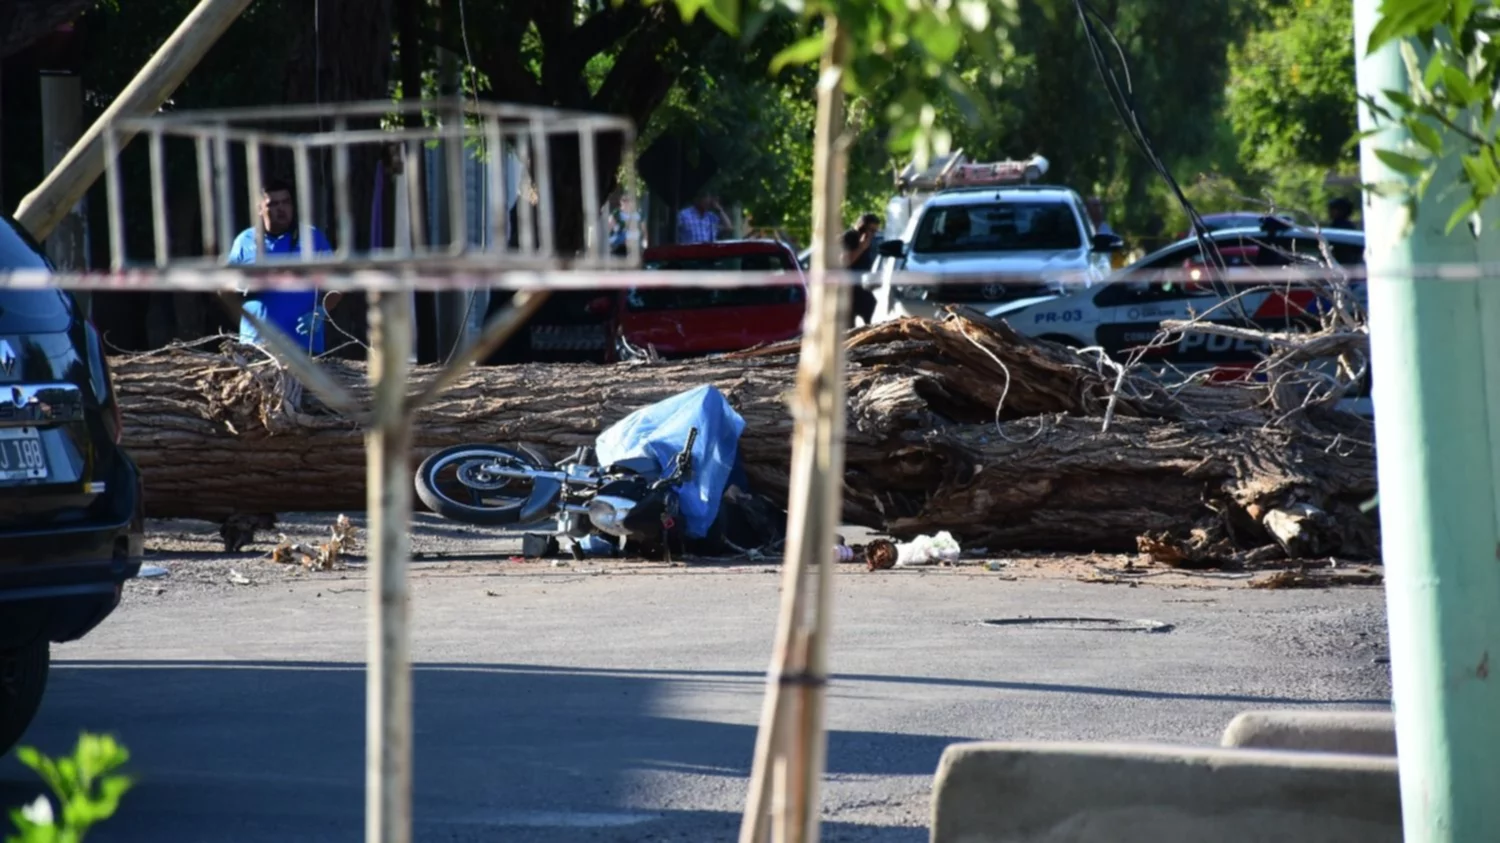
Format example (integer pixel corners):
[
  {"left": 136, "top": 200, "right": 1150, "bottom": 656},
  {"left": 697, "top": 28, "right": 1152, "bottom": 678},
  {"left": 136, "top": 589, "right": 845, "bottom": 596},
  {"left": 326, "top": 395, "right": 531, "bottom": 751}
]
[{"left": 414, "top": 386, "right": 770, "bottom": 561}]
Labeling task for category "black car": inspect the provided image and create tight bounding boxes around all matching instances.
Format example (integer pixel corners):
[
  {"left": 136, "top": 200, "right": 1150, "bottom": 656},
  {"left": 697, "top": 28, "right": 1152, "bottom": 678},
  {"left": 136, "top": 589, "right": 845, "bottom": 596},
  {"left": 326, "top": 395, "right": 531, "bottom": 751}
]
[{"left": 0, "top": 215, "right": 144, "bottom": 756}]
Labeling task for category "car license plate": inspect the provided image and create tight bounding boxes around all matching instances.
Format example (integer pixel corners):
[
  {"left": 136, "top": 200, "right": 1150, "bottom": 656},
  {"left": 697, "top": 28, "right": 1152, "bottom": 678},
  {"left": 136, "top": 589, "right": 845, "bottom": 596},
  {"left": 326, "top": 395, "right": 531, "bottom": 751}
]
[{"left": 0, "top": 427, "right": 48, "bottom": 482}]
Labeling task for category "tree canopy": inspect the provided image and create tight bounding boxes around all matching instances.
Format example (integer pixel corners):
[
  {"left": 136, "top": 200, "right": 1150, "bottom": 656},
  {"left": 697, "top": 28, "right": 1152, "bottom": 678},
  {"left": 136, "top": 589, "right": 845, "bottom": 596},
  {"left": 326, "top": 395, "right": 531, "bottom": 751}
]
[{"left": 0, "top": 0, "right": 1369, "bottom": 250}]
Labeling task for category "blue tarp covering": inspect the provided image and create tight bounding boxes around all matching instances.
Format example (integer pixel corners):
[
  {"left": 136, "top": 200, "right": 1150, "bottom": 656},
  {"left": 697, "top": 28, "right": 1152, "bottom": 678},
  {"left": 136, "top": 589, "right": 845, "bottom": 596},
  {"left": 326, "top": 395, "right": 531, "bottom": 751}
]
[{"left": 593, "top": 385, "right": 746, "bottom": 539}]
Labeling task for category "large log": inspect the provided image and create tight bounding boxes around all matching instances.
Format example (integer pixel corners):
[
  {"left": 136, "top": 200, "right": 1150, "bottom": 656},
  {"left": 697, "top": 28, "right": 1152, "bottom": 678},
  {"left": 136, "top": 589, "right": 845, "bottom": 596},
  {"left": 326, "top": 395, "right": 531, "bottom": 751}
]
[{"left": 112, "top": 312, "right": 1378, "bottom": 556}]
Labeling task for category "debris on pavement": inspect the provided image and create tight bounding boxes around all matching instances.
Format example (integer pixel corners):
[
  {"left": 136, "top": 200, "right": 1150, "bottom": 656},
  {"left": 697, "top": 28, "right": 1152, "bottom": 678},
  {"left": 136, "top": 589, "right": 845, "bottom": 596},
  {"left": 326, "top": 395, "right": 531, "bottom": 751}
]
[
  {"left": 269, "top": 514, "right": 357, "bottom": 571},
  {"left": 862, "top": 539, "right": 898, "bottom": 571},
  {"left": 220, "top": 512, "right": 276, "bottom": 553},
  {"left": 139, "top": 565, "right": 169, "bottom": 578},
  {"left": 228, "top": 569, "right": 252, "bottom": 586},
  {"left": 894, "top": 532, "right": 962, "bottom": 567}
]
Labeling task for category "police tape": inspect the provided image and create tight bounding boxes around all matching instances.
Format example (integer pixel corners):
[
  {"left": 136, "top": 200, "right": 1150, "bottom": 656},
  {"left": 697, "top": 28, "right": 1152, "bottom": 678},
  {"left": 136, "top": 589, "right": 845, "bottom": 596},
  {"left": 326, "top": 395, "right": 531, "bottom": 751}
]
[{"left": 0, "top": 263, "right": 1488, "bottom": 292}]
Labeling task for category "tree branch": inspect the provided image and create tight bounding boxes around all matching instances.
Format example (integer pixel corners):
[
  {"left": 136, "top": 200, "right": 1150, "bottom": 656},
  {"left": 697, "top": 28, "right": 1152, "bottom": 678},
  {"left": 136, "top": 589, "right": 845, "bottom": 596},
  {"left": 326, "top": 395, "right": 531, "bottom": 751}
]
[
  {"left": 591, "top": 3, "right": 719, "bottom": 122},
  {"left": 423, "top": 24, "right": 545, "bottom": 104},
  {"left": 565, "top": 1, "right": 648, "bottom": 80}
]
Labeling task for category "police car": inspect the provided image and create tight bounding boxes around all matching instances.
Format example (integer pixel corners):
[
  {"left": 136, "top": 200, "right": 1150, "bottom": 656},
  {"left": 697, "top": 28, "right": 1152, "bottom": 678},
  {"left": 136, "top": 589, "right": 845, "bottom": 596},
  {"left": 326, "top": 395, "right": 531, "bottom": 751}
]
[{"left": 982, "top": 217, "right": 1370, "bottom": 411}]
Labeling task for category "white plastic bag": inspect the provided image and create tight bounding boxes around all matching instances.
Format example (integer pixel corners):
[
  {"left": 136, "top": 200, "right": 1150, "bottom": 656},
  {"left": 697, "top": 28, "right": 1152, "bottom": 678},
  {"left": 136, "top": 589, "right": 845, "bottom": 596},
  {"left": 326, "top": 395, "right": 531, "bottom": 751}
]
[{"left": 894, "top": 531, "right": 962, "bottom": 566}]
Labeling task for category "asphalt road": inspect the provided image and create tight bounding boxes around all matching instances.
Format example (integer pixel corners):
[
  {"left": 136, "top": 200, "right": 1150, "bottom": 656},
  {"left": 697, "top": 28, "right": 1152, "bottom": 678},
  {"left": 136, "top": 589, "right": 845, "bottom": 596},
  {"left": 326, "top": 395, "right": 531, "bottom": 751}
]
[{"left": 0, "top": 517, "right": 1392, "bottom": 842}]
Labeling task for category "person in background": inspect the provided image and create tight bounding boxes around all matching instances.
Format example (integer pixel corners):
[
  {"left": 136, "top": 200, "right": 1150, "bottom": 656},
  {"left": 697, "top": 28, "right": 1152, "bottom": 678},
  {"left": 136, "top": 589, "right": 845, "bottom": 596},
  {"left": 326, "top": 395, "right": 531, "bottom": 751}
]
[
  {"left": 841, "top": 213, "right": 882, "bottom": 272},
  {"left": 227, "top": 176, "right": 341, "bottom": 354},
  {"left": 607, "top": 191, "right": 642, "bottom": 255},
  {"left": 1085, "top": 196, "right": 1126, "bottom": 268},
  {"left": 842, "top": 212, "right": 882, "bottom": 327},
  {"left": 676, "top": 191, "right": 730, "bottom": 244},
  {"left": 1085, "top": 196, "right": 1114, "bottom": 235},
  {"left": 1326, "top": 196, "right": 1359, "bottom": 229}
]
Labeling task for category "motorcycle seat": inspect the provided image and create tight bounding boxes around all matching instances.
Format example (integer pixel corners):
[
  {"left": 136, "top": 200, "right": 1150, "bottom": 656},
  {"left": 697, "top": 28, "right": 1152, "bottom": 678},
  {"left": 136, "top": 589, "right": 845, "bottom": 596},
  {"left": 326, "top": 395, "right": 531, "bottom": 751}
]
[{"left": 608, "top": 456, "right": 661, "bottom": 477}]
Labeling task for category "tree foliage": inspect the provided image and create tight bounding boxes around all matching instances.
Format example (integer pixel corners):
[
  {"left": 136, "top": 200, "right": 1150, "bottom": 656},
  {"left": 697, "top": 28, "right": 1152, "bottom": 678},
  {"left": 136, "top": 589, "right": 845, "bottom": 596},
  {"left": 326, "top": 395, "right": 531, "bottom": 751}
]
[
  {"left": 10, "top": 0, "right": 1379, "bottom": 258},
  {"left": 1230, "top": 0, "right": 1358, "bottom": 172},
  {"left": 1360, "top": 0, "right": 1500, "bottom": 234},
  {"left": 653, "top": 0, "right": 1021, "bottom": 167},
  {"left": 1215, "top": 0, "right": 1360, "bottom": 220}
]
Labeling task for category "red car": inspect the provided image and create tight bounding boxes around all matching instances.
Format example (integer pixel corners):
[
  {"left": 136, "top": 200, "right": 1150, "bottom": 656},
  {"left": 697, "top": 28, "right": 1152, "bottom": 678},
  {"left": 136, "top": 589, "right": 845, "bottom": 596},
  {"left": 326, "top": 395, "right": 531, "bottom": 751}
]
[{"left": 610, "top": 240, "right": 807, "bottom": 360}]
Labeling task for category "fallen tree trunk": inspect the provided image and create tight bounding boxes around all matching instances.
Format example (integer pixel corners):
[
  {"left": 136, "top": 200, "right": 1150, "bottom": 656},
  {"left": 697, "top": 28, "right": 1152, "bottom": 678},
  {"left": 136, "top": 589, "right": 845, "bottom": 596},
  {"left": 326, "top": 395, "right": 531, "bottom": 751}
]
[{"left": 112, "top": 311, "right": 1378, "bottom": 557}]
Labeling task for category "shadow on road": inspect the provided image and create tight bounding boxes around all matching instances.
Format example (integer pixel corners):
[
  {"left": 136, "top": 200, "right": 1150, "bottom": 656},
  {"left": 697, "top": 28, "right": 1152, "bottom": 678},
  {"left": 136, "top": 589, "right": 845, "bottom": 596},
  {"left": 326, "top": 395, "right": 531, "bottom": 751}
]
[{"left": 0, "top": 660, "right": 953, "bottom": 842}]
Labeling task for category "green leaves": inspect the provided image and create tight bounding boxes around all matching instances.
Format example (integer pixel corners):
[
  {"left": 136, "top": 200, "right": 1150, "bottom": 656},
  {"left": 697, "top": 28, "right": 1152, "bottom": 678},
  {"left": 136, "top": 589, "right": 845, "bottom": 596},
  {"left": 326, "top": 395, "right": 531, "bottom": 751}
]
[
  {"left": 770, "top": 33, "right": 826, "bottom": 74},
  {"left": 1409, "top": 117, "right": 1444, "bottom": 155},
  {"left": 1361, "top": 0, "right": 1500, "bottom": 238},
  {"left": 650, "top": 0, "right": 744, "bottom": 34},
  {"left": 664, "top": 0, "right": 1019, "bottom": 167},
  {"left": 1366, "top": 0, "right": 1452, "bottom": 55},
  {"left": 1226, "top": 0, "right": 1359, "bottom": 175},
  {"left": 1375, "top": 148, "right": 1431, "bottom": 177},
  {"left": 7, "top": 733, "right": 133, "bottom": 843}
]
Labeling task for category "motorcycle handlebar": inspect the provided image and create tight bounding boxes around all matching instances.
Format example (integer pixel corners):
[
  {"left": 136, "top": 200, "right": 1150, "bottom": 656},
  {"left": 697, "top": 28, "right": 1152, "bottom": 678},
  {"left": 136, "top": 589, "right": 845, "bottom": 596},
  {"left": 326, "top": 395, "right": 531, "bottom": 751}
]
[{"left": 652, "top": 427, "right": 700, "bottom": 491}]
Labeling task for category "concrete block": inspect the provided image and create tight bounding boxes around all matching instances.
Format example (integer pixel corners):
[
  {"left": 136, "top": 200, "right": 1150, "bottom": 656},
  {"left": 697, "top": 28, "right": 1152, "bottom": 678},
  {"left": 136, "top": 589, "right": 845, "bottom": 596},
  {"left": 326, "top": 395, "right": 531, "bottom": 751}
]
[
  {"left": 1221, "top": 710, "right": 1395, "bottom": 756},
  {"left": 930, "top": 741, "right": 1400, "bottom": 843}
]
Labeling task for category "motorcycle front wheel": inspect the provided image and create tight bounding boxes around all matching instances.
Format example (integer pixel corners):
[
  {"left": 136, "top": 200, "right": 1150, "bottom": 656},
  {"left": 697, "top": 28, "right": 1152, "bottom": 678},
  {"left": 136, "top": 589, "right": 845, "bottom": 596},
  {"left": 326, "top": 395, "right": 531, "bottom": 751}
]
[{"left": 415, "top": 443, "right": 552, "bottom": 526}]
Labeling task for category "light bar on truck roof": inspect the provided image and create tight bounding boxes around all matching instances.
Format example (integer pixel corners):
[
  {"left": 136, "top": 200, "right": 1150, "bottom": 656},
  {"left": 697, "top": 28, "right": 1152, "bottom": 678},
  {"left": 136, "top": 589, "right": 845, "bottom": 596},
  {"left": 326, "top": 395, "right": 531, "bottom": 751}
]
[
  {"left": 942, "top": 155, "right": 1050, "bottom": 189},
  {"left": 896, "top": 153, "right": 1051, "bottom": 192}
]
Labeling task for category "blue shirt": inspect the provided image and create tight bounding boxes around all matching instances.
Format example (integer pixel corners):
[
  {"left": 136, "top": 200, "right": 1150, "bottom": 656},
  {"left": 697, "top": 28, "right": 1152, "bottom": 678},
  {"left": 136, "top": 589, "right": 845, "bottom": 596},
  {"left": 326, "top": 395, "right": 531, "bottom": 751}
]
[{"left": 227, "top": 226, "right": 335, "bottom": 353}]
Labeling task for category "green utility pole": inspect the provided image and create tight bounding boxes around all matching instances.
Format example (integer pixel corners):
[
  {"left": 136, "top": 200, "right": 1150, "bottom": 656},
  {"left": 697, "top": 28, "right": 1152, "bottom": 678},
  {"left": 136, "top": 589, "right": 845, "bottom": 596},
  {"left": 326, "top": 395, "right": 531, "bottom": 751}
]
[{"left": 1353, "top": 1, "right": 1500, "bottom": 839}]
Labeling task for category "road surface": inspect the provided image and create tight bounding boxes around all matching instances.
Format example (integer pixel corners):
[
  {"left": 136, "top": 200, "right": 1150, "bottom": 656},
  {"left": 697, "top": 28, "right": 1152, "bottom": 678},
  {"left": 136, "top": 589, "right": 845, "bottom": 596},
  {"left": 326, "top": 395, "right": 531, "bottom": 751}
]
[{"left": 0, "top": 516, "right": 1391, "bottom": 842}]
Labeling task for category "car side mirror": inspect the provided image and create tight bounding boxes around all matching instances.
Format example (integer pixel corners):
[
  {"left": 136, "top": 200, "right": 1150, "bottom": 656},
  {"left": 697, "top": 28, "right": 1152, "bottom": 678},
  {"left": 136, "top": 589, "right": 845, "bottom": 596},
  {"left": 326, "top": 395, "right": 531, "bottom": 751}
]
[
  {"left": 1092, "top": 233, "right": 1125, "bottom": 252},
  {"left": 877, "top": 239, "right": 907, "bottom": 258}
]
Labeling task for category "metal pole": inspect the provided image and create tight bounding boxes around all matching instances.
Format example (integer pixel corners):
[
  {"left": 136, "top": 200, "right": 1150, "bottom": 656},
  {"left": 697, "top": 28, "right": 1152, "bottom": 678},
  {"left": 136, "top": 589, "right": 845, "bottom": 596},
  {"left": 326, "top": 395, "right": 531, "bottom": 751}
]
[
  {"left": 1353, "top": 2, "right": 1500, "bottom": 840},
  {"left": 148, "top": 127, "right": 170, "bottom": 268},
  {"left": 40, "top": 72, "right": 88, "bottom": 274},
  {"left": 365, "top": 289, "right": 415, "bottom": 843}
]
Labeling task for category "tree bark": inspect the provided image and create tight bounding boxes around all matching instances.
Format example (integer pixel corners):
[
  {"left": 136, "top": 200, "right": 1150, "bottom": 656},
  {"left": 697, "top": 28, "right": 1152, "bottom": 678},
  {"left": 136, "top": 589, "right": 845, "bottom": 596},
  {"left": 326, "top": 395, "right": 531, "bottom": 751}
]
[{"left": 113, "top": 311, "right": 1378, "bottom": 558}]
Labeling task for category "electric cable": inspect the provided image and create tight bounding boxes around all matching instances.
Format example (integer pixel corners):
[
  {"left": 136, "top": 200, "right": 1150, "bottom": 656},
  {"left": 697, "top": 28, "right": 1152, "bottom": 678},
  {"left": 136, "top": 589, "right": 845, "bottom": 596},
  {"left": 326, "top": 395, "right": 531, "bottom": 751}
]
[{"left": 1071, "top": 0, "right": 1254, "bottom": 324}]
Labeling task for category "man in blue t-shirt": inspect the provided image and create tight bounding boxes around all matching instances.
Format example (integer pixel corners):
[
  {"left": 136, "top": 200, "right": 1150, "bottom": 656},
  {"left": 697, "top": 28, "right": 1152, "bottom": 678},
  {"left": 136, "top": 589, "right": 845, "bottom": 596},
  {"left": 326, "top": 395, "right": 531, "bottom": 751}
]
[{"left": 227, "top": 177, "right": 342, "bottom": 353}]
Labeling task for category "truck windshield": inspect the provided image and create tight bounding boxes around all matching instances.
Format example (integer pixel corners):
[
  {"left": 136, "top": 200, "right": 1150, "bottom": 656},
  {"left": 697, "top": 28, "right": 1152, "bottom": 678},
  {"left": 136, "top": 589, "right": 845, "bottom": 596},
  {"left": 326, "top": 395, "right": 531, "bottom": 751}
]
[{"left": 913, "top": 201, "right": 1082, "bottom": 253}]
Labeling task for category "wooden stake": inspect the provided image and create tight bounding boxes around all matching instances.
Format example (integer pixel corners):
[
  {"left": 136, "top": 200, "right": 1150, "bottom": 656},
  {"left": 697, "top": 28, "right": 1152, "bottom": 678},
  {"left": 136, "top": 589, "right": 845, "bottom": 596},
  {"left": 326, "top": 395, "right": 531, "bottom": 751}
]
[
  {"left": 739, "top": 14, "right": 851, "bottom": 843},
  {"left": 366, "top": 290, "right": 415, "bottom": 843}
]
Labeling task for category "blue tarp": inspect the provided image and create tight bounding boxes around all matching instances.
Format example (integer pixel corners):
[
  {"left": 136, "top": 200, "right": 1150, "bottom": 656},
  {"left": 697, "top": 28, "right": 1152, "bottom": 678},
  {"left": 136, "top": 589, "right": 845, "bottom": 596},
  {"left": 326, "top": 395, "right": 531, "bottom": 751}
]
[{"left": 593, "top": 385, "right": 746, "bottom": 539}]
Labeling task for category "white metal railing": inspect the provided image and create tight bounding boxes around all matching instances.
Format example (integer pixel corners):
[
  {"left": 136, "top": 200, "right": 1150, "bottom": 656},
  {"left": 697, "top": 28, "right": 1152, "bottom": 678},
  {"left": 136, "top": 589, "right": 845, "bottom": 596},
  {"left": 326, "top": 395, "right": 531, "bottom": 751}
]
[{"left": 99, "top": 98, "right": 641, "bottom": 274}]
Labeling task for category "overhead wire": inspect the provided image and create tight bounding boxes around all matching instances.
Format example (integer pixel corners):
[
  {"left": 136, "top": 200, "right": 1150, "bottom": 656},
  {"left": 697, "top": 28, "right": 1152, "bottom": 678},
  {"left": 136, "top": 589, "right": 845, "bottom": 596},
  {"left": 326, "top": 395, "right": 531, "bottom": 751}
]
[
  {"left": 1071, "top": 0, "right": 1254, "bottom": 324},
  {"left": 447, "top": 0, "right": 483, "bottom": 363}
]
